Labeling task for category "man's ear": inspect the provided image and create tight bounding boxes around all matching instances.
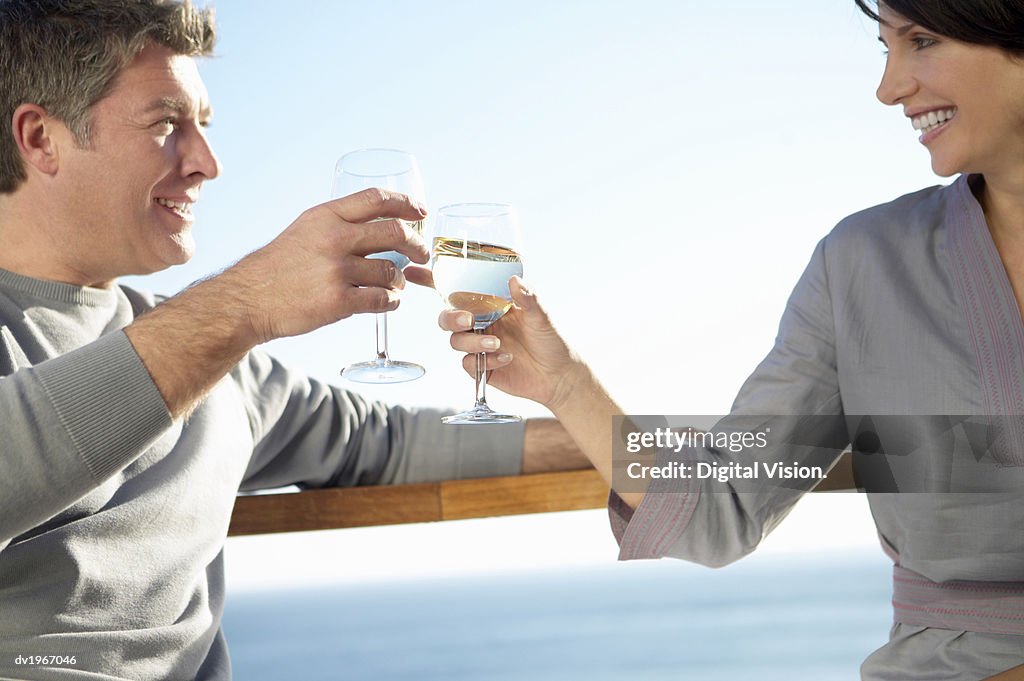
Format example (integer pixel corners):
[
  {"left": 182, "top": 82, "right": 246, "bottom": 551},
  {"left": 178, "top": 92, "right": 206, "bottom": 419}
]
[{"left": 11, "top": 103, "right": 64, "bottom": 177}]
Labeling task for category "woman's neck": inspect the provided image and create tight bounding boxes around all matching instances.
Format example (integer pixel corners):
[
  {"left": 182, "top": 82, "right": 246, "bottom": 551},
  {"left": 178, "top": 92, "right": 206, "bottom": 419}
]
[
  {"left": 972, "top": 173, "right": 1024, "bottom": 316},
  {"left": 974, "top": 173, "right": 1024, "bottom": 239}
]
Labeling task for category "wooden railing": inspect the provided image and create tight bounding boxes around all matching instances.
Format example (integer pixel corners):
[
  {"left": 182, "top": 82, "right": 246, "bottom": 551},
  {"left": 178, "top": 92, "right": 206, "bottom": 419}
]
[
  {"left": 228, "top": 469, "right": 609, "bottom": 536},
  {"left": 228, "top": 453, "right": 856, "bottom": 536}
]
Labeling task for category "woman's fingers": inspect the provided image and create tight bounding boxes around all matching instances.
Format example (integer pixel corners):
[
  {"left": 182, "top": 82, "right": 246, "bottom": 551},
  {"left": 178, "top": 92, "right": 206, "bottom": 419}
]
[
  {"left": 449, "top": 331, "right": 501, "bottom": 354},
  {"left": 461, "top": 351, "right": 513, "bottom": 377},
  {"left": 438, "top": 309, "right": 474, "bottom": 332}
]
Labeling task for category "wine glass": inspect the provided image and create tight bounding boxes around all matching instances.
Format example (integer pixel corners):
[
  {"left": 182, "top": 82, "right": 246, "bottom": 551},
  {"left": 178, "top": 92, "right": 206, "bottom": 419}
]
[
  {"left": 333, "top": 148, "right": 426, "bottom": 383},
  {"left": 432, "top": 203, "right": 524, "bottom": 424}
]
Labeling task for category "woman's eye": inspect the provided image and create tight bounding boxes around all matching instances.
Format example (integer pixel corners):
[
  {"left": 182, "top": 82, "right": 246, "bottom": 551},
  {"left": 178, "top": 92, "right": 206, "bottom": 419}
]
[{"left": 911, "top": 36, "right": 937, "bottom": 50}]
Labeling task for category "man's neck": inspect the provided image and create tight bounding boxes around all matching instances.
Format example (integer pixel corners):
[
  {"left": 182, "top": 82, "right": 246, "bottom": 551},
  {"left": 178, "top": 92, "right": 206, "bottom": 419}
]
[{"left": 0, "top": 194, "right": 117, "bottom": 289}]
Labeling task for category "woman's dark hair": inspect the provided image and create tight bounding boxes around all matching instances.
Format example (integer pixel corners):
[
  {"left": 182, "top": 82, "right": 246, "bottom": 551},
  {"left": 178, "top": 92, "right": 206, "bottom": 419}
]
[{"left": 854, "top": 1, "right": 1024, "bottom": 54}]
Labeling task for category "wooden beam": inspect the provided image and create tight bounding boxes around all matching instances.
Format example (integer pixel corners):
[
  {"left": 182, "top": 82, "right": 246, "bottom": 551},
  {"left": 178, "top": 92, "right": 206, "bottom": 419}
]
[
  {"left": 228, "top": 469, "right": 609, "bottom": 536},
  {"left": 440, "top": 469, "right": 609, "bottom": 521}
]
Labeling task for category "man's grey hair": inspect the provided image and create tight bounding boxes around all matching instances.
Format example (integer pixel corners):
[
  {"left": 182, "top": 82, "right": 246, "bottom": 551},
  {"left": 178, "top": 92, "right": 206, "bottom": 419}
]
[{"left": 0, "top": 0, "right": 217, "bottom": 194}]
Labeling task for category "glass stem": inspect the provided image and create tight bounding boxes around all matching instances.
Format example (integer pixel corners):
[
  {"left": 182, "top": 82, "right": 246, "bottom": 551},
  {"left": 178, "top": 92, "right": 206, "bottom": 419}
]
[
  {"left": 474, "top": 328, "right": 489, "bottom": 408},
  {"left": 375, "top": 313, "right": 390, "bottom": 363}
]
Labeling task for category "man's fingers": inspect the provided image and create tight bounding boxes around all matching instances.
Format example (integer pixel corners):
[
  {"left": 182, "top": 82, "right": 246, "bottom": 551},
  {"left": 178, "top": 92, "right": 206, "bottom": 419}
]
[
  {"left": 404, "top": 265, "right": 434, "bottom": 289},
  {"left": 326, "top": 187, "right": 427, "bottom": 224},
  {"left": 344, "top": 255, "right": 406, "bottom": 290},
  {"left": 350, "top": 218, "right": 430, "bottom": 265},
  {"left": 345, "top": 286, "right": 401, "bottom": 314}
]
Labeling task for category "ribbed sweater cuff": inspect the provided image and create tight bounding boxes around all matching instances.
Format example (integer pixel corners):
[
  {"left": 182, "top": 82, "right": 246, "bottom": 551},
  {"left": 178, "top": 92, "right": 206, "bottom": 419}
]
[{"left": 34, "top": 331, "right": 173, "bottom": 481}]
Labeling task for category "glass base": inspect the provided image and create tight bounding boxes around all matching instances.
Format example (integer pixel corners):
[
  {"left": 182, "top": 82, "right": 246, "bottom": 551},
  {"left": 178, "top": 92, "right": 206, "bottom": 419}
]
[
  {"left": 442, "top": 404, "right": 522, "bottom": 425},
  {"left": 341, "top": 359, "right": 424, "bottom": 384}
]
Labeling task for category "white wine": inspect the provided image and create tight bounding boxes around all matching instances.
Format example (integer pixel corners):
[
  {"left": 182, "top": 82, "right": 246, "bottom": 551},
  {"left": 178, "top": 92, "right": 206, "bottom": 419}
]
[
  {"left": 368, "top": 219, "right": 425, "bottom": 269},
  {"left": 432, "top": 237, "right": 523, "bottom": 329}
]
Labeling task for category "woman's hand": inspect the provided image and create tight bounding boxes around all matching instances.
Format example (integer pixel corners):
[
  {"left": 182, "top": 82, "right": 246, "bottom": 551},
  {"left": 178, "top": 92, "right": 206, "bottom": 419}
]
[
  {"left": 438, "top": 275, "right": 634, "bottom": 503},
  {"left": 438, "top": 276, "right": 585, "bottom": 412}
]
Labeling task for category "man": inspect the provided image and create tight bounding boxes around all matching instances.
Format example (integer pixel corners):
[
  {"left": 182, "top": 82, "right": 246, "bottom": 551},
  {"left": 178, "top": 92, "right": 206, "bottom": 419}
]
[{"left": 0, "top": 1, "right": 585, "bottom": 679}]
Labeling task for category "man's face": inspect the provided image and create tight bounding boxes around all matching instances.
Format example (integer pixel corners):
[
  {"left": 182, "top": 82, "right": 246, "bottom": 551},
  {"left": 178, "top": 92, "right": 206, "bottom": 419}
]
[{"left": 56, "top": 43, "right": 221, "bottom": 284}]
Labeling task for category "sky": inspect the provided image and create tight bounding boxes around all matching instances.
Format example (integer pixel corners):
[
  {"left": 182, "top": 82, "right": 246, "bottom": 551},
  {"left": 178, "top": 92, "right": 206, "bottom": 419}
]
[{"left": 124, "top": 0, "right": 946, "bottom": 590}]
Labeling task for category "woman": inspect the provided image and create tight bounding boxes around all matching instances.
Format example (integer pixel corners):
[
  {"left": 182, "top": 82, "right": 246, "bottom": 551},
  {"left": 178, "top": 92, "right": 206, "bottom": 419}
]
[{"left": 440, "top": 1, "right": 1024, "bottom": 678}]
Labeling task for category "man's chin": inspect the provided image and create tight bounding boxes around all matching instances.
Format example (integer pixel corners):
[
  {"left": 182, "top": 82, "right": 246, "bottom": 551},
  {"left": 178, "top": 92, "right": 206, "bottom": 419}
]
[
  {"left": 166, "top": 231, "right": 196, "bottom": 264},
  {"left": 137, "top": 234, "right": 196, "bottom": 275}
]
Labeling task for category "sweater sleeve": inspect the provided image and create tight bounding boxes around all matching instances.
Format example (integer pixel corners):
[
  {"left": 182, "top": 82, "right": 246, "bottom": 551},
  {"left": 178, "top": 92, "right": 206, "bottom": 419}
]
[
  {"left": 233, "top": 349, "right": 524, "bottom": 491},
  {"left": 0, "top": 330, "right": 173, "bottom": 545},
  {"left": 609, "top": 236, "right": 850, "bottom": 567}
]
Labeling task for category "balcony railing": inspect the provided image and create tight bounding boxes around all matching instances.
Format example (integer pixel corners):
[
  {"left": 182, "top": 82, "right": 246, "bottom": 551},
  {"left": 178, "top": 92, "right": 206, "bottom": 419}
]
[
  {"left": 228, "top": 469, "right": 608, "bottom": 536},
  {"left": 228, "top": 452, "right": 855, "bottom": 536}
]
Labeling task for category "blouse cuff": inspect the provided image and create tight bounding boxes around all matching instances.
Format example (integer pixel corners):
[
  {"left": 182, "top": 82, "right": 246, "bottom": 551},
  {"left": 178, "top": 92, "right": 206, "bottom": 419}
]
[{"left": 606, "top": 447, "right": 702, "bottom": 560}]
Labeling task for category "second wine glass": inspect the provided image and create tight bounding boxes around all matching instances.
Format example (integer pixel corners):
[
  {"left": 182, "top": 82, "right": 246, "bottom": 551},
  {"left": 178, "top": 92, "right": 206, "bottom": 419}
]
[
  {"left": 333, "top": 148, "right": 425, "bottom": 383},
  {"left": 432, "top": 203, "right": 524, "bottom": 424}
]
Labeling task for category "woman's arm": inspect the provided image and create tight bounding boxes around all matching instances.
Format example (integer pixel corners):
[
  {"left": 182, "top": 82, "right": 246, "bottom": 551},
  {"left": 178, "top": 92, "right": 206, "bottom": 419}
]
[{"left": 441, "top": 276, "right": 645, "bottom": 506}]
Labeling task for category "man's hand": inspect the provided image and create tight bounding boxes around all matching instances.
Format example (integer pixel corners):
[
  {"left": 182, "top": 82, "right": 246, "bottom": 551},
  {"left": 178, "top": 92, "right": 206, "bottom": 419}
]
[
  {"left": 230, "top": 188, "right": 429, "bottom": 344},
  {"left": 126, "top": 188, "right": 427, "bottom": 419}
]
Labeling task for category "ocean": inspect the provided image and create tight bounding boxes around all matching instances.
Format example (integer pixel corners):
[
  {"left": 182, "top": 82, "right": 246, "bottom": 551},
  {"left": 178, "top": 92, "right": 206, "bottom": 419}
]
[{"left": 222, "top": 552, "right": 892, "bottom": 680}]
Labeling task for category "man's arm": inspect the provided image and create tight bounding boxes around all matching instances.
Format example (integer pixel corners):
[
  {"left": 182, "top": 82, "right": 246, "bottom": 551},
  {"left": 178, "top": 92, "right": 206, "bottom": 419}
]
[
  {"left": 126, "top": 189, "right": 427, "bottom": 420},
  {"left": 234, "top": 348, "right": 525, "bottom": 491},
  {"left": 0, "top": 190, "right": 426, "bottom": 545}
]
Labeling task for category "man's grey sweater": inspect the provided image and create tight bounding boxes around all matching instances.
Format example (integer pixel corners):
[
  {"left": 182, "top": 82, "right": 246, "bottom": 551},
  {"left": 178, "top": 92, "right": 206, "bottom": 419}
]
[{"left": 0, "top": 268, "right": 523, "bottom": 680}]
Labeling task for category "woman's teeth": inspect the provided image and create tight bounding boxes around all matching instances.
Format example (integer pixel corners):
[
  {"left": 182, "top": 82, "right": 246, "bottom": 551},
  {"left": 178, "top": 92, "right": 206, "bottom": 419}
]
[{"left": 912, "top": 108, "right": 957, "bottom": 135}]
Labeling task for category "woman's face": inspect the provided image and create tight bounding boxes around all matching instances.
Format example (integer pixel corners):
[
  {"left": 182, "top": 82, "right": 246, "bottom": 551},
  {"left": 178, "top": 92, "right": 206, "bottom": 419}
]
[{"left": 875, "top": 4, "right": 1024, "bottom": 180}]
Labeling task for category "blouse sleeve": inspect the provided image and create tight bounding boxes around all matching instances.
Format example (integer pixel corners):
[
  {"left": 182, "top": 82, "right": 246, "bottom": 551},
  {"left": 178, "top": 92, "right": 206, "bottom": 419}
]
[{"left": 609, "top": 236, "right": 850, "bottom": 567}]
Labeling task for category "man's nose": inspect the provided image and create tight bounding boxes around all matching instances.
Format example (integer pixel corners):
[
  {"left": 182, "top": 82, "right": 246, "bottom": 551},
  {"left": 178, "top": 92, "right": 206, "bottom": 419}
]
[{"left": 182, "top": 125, "right": 222, "bottom": 181}]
